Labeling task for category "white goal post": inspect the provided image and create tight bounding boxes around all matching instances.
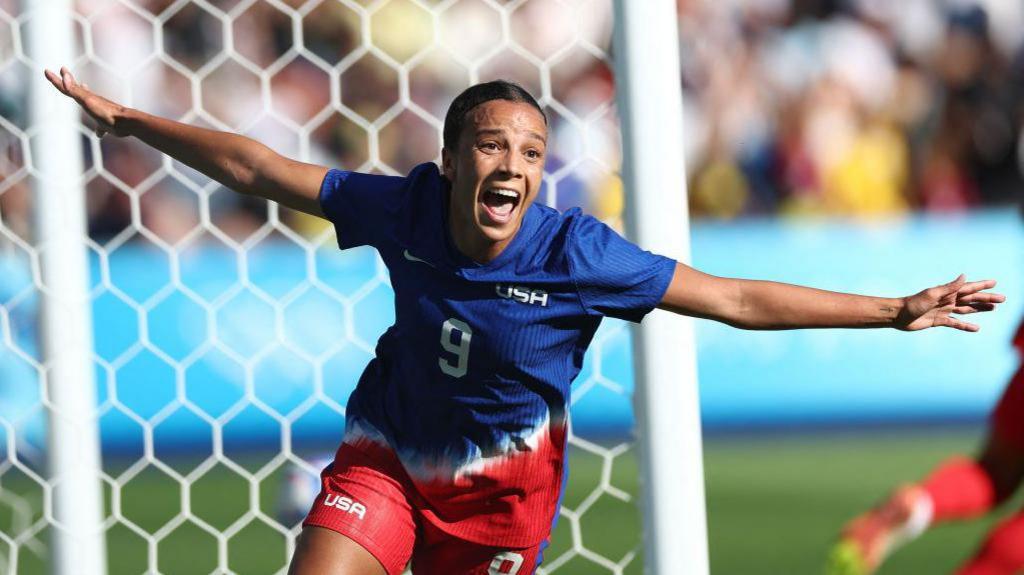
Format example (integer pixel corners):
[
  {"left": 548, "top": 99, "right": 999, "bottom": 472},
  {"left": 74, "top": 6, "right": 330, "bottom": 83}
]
[
  {"left": 613, "top": 1, "right": 707, "bottom": 573},
  {"left": 25, "top": 1, "right": 106, "bottom": 574}
]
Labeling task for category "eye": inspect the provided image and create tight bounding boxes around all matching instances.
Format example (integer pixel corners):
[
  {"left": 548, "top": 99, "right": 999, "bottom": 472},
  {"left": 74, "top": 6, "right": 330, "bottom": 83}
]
[
  {"left": 479, "top": 141, "right": 500, "bottom": 152},
  {"left": 525, "top": 149, "right": 543, "bottom": 161}
]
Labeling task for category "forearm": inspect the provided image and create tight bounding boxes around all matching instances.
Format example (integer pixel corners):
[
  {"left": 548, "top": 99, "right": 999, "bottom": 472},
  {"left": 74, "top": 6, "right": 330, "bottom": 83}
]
[
  {"left": 118, "top": 107, "right": 273, "bottom": 195},
  {"left": 660, "top": 264, "right": 999, "bottom": 334},
  {"left": 726, "top": 279, "right": 903, "bottom": 330}
]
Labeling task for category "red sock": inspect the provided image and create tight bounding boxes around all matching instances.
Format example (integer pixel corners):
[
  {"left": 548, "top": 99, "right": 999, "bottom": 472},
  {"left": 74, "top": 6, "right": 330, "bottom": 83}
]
[
  {"left": 921, "top": 456, "right": 996, "bottom": 523},
  {"left": 956, "top": 513, "right": 1024, "bottom": 575}
]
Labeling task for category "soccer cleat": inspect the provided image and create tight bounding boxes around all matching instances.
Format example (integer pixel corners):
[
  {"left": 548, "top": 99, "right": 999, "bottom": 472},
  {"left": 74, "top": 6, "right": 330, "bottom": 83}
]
[
  {"left": 825, "top": 540, "right": 870, "bottom": 575},
  {"left": 825, "top": 485, "right": 933, "bottom": 575}
]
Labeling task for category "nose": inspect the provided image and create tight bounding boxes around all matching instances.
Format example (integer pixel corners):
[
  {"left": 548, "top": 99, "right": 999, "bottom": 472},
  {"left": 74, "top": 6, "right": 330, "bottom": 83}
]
[{"left": 498, "top": 148, "right": 524, "bottom": 179}]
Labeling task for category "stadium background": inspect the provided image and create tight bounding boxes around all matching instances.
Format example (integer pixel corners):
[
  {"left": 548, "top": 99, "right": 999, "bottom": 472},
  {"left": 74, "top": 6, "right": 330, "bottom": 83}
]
[{"left": 1, "top": 0, "right": 1023, "bottom": 573}]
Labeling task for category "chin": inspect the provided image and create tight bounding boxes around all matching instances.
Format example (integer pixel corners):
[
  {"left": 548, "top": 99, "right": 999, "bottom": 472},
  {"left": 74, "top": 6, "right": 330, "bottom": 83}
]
[{"left": 476, "top": 221, "right": 517, "bottom": 244}]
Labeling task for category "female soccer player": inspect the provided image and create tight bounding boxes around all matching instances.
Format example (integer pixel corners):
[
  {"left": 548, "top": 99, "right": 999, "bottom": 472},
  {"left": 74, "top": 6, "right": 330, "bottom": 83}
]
[
  {"left": 828, "top": 318, "right": 1024, "bottom": 575},
  {"left": 45, "top": 67, "right": 1004, "bottom": 575}
]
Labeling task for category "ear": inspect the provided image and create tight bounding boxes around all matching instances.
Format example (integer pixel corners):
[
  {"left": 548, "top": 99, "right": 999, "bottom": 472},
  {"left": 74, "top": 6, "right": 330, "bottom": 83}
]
[{"left": 441, "top": 147, "right": 456, "bottom": 181}]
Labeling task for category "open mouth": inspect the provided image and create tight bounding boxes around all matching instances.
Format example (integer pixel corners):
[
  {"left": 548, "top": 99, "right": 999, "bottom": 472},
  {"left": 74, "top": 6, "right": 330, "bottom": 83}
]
[{"left": 480, "top": 187, "right": 521, "bottom": 225}]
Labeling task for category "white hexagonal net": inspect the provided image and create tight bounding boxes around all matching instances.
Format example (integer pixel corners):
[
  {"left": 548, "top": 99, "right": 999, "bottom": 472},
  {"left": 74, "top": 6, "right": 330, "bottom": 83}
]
[{"left": 0, "top": 1, "right": 644, "bottom": 573}]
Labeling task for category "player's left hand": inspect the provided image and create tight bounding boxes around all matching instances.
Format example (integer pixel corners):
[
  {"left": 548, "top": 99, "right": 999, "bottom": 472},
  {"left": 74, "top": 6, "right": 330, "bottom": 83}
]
[{"left": 896, "top": 274, "right": 1005, "bottom": 332}]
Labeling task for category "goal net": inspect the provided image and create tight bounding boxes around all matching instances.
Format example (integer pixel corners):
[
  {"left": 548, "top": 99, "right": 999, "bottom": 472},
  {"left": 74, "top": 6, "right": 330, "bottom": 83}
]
[{"left": 0, "top": 0, "right": 645, "bottom": 573}]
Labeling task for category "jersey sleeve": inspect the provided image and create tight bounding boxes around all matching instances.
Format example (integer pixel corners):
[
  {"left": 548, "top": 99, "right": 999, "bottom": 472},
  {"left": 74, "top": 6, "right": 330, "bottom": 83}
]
[
  {"left": 566, "top": 212, "right": 677, "bottom": 323},
  {"left": 318, "top": 169, "right": 407, "bottom": 249}
]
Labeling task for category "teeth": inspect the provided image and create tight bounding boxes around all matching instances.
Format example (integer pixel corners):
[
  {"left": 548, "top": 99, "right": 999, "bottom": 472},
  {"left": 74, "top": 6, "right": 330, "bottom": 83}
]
[{"left": 488, "top": 188, "right": 519, "bottom": 199}]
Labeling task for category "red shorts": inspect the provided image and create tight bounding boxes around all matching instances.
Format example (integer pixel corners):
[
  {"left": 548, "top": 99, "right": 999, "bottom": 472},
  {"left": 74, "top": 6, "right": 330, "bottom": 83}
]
[{"left": 302, "top": 443, "right": 547, "bottom": 575}]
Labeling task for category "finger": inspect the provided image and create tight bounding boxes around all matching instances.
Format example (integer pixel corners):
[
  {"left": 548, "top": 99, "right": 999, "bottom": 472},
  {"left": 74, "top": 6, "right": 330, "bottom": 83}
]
[
  {"left": 958, "top": 292, "right": 1006, "bottom": 305},
  {"left": 943, "top": 274, "right": 966, "bottom": 295},
  {"left": 44, "top": 69, "right": 69, "bottom": 94},
  {"left": 60, "top": 66, "right": 79, "bottom": 96},
  {"left": 957, "top": 279, "right": 998, "bottom": 295},
  {"left": 938, "top": 315, "right": 980, "bottom": 332},
  {"left": 952, "top": 303, "right": 996, "bottom": 315}
]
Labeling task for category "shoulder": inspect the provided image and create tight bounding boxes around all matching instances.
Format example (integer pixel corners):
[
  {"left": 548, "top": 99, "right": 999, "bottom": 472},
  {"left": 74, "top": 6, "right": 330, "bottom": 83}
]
[
  {"left": 322, "top": 162, "right": 442, "bottom": 198},
  {"left": 526, "top": 205, "right": 589, "bottom": 237},
  {"left": 404, "top": 162, "right": 447, "bottom": 206},
  {"left": 404, "top": 162, "right": 444, "bottom": 189},
  {"left": 397, "top": 162, "right": 446, "bottom": 218},
  {"left": 560, "top": 208, "right": 627, "bottom": 251},
  {"left": 517, "top": 204, "right": 578, "bottom": 252},
  {"left": 319, "top": 162, "right": 445, "bottom": 249},
  {"left": 521, "top": 205, "right": 623, "bottom": 244},
  {"left": 321, "top": 162, "right": 442, "bottom": 216},
  {"left": 511, "top": 206, "right": 605, "bottom": 269}
]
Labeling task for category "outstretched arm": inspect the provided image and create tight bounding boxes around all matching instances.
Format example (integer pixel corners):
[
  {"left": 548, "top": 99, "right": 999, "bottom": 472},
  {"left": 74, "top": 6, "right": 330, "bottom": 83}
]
[
  {"left": 44, "top": 67, "right": 328, "bottom": 217},
  {"left": 658, "top": 263, "right": 1004, "bottom": 332}
]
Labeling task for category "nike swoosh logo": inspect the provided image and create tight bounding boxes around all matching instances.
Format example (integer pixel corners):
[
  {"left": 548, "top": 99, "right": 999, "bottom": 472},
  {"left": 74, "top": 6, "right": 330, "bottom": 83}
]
[{"left": 403, "top": 249, "right": 435, "bottom": 268}]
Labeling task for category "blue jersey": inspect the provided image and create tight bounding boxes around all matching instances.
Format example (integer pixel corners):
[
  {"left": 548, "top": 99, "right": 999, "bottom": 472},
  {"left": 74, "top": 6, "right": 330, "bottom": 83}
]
[{"left": 319, "top": 163, "right": 676, "bottom": 546}]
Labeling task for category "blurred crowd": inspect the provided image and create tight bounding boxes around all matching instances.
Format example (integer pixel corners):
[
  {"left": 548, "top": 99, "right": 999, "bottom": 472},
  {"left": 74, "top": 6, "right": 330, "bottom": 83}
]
[
  {"left": 1, "top": 0, "right": 1024, "bottom": 250},
  {"left": 680, "top": 0, "right": 1024, "bottom": 219}
]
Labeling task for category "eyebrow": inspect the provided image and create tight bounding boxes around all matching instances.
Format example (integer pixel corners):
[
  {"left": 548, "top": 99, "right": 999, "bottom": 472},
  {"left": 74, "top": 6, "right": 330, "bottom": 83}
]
[{"left": 475, "top": 128, "right": 547, "bottom": 144}]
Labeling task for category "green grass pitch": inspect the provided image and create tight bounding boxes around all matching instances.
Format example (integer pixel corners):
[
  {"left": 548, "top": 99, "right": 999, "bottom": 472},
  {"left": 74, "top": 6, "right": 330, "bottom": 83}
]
[{"left": 2, "top": 427, "right": 1016, "bottom": 574}]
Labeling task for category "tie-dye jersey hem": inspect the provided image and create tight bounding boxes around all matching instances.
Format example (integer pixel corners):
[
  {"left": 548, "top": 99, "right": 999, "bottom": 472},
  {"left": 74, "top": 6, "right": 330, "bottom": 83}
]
[{"left": 343, "top": 414, "right": 568, "bottom": 547}]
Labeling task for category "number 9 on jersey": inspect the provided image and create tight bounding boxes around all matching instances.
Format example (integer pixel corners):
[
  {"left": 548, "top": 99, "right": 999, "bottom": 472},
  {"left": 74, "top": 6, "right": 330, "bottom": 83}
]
[{"left": 439, "top": 318, "right": 472, "bottom": 378}]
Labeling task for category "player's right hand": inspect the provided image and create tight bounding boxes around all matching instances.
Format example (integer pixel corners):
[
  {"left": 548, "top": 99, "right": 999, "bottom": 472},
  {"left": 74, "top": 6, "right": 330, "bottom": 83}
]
[{"left": 43, "top": 66, "right": 128, "bottom": 138}]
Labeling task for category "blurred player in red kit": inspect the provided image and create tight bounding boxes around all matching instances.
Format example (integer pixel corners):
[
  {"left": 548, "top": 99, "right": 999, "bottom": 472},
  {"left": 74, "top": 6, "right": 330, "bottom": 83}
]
[{"left": 829, "top": 319, "right": 1024, "bottom": 575}]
